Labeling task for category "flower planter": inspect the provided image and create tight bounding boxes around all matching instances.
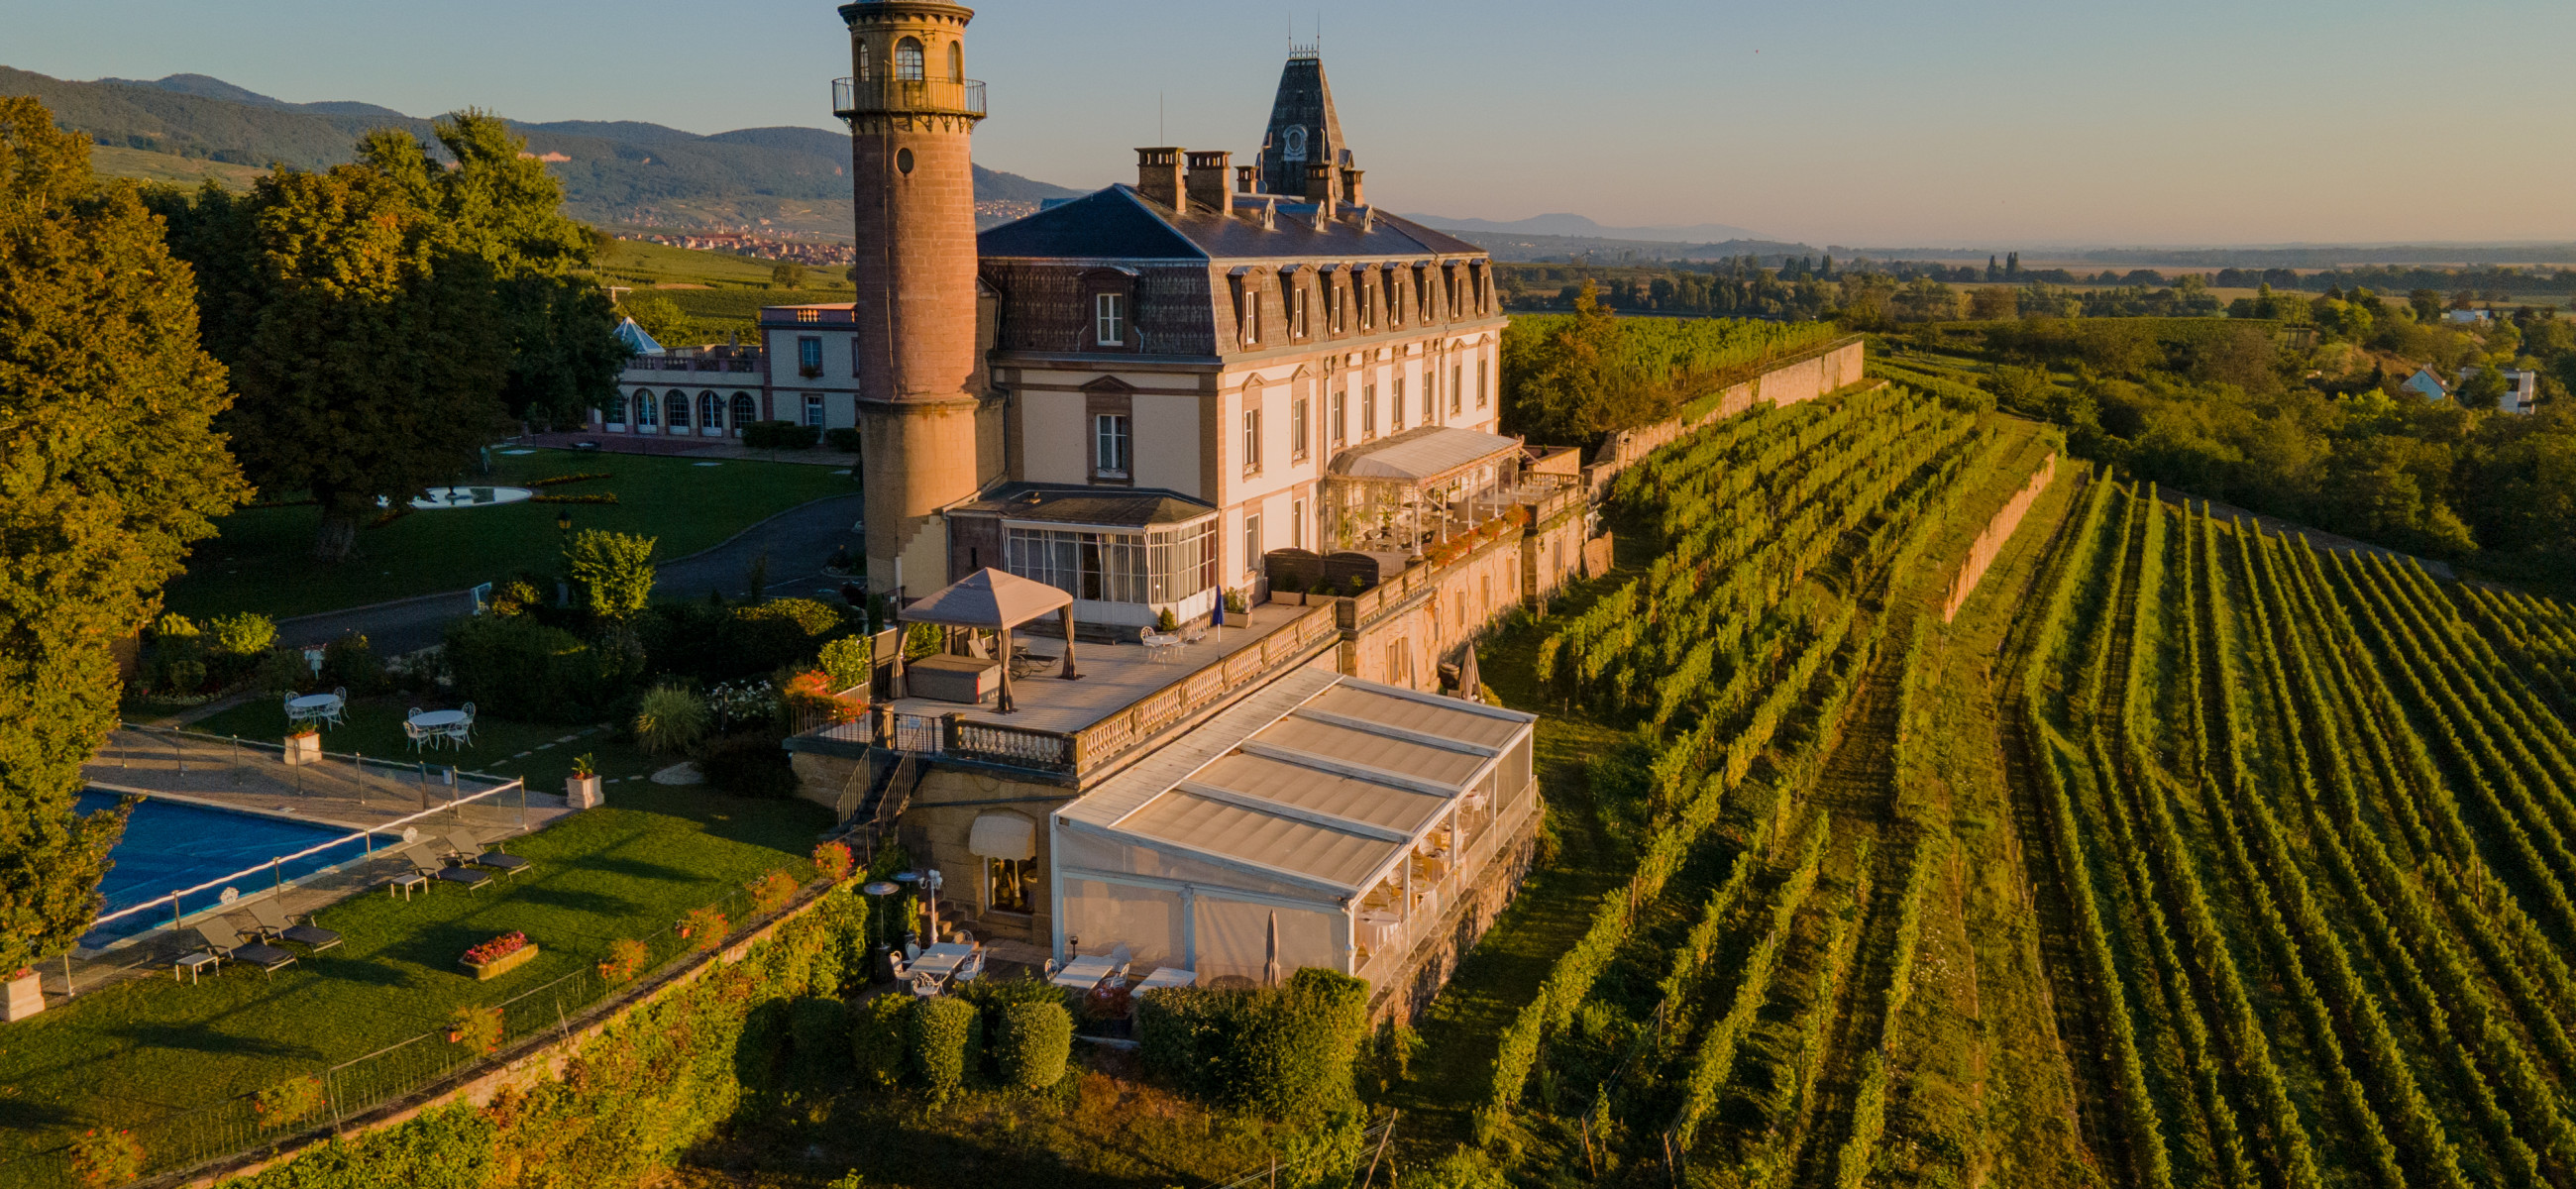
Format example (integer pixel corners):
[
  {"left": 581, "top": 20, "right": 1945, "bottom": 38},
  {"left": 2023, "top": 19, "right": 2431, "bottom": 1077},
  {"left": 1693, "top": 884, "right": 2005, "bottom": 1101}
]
[
  {"left": 282, "top": 733, "right": 321, "bottom": 766},
  {"left": 3, "top": 970, "right": 42, "bottom": 1023},
  {"left": 566, "top": 773, "right": 602, "bottom": 810},
  {"left": 1268, "top": 591, "right": 1305, "bottom": 606},
  {"left": 462, "top": 942, "right": 540, "bottom": 981}
]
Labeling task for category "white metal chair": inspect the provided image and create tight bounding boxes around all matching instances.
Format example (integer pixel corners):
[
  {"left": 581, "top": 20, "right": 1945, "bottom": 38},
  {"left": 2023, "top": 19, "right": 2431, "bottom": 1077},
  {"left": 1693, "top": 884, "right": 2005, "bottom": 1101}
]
[
  {"left": 952, "top": 948, "right": 985, "bottom": 985},
  {"left": 447, "top": 703, "right": 477, "bottom": 749},
  {"left": 324, "top": 687, "right": 349, "bottom": 727}
]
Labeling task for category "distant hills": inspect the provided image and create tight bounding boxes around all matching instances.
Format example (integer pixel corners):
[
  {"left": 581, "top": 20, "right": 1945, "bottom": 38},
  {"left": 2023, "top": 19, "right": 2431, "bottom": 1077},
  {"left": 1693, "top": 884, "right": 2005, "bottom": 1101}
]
[
  {"left": 1409, "top": 211, "right": 1767, "bottom": 244},
  {"left": 0, "top": 66, "right": 1084, "bottom": 235}
]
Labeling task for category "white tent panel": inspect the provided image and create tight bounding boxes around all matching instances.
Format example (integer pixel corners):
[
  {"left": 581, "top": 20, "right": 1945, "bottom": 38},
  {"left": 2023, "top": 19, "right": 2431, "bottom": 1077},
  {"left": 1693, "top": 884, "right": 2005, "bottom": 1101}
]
[
  {"left": 1058, "top": 827, "right": 1339, "bottom": 904},
  {"left": 1061, "top": 877, "right": 1183, "bottom": 968},
  {"left": 1193, "top": 896, "right": 1344, "bottom": 984}
]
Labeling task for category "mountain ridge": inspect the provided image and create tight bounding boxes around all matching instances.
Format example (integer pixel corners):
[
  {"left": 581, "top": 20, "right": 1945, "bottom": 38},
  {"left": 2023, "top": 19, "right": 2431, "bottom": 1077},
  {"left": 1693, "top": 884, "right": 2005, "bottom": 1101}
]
[
  {"left": 1407, "top": 211, "right": 1766, "bottom": 244},
  {"left": 4, "top": 67, "right": 1084, "bottom": 233}
]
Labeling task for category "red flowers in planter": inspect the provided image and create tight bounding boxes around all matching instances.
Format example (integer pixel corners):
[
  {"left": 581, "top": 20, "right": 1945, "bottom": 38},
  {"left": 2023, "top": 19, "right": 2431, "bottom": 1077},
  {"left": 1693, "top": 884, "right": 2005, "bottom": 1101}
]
[
  {"left": 463, "top": 931, "right": 528, "bottom": 967},
  {"left": 812, "top": 841, "right": 854, "bottom": 883}
]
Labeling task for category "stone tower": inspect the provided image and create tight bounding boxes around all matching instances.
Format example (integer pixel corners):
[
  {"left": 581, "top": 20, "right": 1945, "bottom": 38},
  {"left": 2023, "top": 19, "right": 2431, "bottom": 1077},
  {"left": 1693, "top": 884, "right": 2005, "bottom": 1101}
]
[
  {"left": 836, "top": 0, "right": 987, "bottom": 596},
  {"left": 1255, "top": 44, "right": 1348, "bottom": 196}
]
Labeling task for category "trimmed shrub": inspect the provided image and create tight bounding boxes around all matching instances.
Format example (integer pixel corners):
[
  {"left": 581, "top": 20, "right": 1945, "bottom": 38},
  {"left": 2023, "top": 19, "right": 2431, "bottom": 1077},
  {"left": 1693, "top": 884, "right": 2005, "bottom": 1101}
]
[
  {"left": 145, "top": 613, "right": 209, "bottom": 696},
  {"left": 255, "top": 1075, "right": 325, "bottom": 1126},
  {"left": 817, "top": 635, "right": 872, "bottom": 692},
  {"left": 700, "top": 730, "right": 796, "bottom": 798},
  {"left": 992, "top": 1000, "right": 1074, "bottom": 1088},
  {"left": 633, "top": 685, "right": 711, "bottom": 755},
  {"left": 787, "top": 996, "right": 851, "bottom": 1089},
  {"left": 908, "top": 995, "right": 980, "bottom": 1099},
  {"left": 203, "top": 611, "right": 277, "bottom": 684},
  {"left": 1134, "top": 967, "right": 1370, "bottom": 1121},
  {"left": 729, "top": 597, "right": 846, "bottom": 673},
  {"left": 253, "top": 647, "right": 308, "bottom": 696},
  {"left": 321, "top": 631, "right": 389, "bottom": 695},
  {"left": 850, "top": 993, "right": 909, "bottom": 1089},
  {"left": 823, "top": 427, "right": 861, "bottom": 453},
  {"left": 445, "top": 612, "right": 628, "bottom": 721},
  {"left": 742, "top": 420, "right": 821, "bottom": 450}
]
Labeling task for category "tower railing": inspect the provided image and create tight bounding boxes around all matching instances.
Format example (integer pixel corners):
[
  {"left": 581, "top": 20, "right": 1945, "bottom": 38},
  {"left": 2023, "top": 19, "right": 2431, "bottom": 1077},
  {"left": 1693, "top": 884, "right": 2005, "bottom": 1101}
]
[{"left": 832, "top": 76, "right": 986, "bottom": 118}]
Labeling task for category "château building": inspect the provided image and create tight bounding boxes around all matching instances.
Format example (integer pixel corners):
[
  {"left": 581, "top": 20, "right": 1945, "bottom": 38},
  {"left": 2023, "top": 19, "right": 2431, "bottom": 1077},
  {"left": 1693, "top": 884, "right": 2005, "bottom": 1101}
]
[{"left": 781, "top": 0, "right": 1584, "bottom": 1020}]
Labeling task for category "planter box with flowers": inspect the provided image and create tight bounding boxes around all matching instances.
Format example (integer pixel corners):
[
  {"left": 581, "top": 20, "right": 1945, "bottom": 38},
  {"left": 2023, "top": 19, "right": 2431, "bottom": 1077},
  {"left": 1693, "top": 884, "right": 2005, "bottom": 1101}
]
[
  {"left": 4, "top": 968, "right": 42, "bottom": 1022},
  {"left": 461, "top": 931, "right": 538, "bottom": 981},
  {"left": 566, "top": 753, "right": 602, "bottom": 810},
  {"left": 282, "top": 728, "right": 321, "bottom": 767},
  {"left": 784, "top": 669, "right": 866, "bottom": 731}
]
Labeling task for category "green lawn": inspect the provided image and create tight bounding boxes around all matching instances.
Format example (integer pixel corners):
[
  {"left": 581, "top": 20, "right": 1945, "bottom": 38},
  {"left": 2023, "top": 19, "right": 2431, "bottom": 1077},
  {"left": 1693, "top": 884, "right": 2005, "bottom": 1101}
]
[
  {"left": 163, "top": 448, "right": 855, "bottom": 620},
  {"left": 188, "top": 696, "right": 665, "bottom": 794},
  {"left": 0, "top": 782, "right": 828, "bottom": 1176}
]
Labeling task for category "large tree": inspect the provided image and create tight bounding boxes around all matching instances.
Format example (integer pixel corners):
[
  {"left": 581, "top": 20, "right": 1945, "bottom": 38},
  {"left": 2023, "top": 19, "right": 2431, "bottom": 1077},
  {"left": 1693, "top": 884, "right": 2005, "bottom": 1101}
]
[
  {"left": 152, "top": 111, "right": 623, "bottom": 559},
  {"left": 0, "top": 98, "right": 250, "bottom": 974}
]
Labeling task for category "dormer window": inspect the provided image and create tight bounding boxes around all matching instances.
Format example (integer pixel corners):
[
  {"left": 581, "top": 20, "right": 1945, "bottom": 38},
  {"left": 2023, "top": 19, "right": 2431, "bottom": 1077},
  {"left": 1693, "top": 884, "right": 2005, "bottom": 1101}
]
[
  {"left": 1095, "top": 293, "right": 1127, "bottom": 346},
  {"left": 897, "top": 38, "right": 925, "bottom": 81}
]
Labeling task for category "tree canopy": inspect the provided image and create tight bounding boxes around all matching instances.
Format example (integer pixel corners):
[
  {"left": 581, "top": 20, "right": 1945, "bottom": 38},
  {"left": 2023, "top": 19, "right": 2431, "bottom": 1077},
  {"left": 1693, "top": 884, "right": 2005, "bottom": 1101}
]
[
  {"left": 151, "top": 111, "right": 624, "bottom": 560},
  {"left": 0, "top": 96, "right": 250, "bottom": 973}
]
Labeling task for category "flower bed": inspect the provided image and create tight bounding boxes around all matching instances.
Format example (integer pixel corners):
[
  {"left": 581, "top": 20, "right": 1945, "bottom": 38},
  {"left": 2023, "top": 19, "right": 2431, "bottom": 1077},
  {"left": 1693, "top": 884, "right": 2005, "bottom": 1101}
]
[
  {"left": 461, "top": 931, "right": 538, "bottom": 981},
  {"left": 526, "top": 472, "right": 613, "bottom": 487}
]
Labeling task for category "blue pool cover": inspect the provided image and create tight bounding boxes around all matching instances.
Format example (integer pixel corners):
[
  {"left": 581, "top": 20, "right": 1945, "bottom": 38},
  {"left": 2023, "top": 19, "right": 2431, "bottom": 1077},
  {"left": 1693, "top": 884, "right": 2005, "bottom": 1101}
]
[{"left": 77, "top": 791, "right": 386, "bottom": 945}]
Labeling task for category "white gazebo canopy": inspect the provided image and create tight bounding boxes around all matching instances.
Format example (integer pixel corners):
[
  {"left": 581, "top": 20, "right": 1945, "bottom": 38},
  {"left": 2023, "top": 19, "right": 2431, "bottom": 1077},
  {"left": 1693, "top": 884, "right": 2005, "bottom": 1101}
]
[
  {"left": 899, "top": 566, "right": 1073, "bottom": 630},
  {"left": 898, "top": 567, "right": 1083, "bottom": 711}
]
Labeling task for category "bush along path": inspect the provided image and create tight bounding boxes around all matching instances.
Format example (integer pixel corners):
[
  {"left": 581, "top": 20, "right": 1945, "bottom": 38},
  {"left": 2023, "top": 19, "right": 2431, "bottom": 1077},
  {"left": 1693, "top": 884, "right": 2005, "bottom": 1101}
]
[{"left": 1389, "top": 381, "right": 2081, "bottom": 1185}]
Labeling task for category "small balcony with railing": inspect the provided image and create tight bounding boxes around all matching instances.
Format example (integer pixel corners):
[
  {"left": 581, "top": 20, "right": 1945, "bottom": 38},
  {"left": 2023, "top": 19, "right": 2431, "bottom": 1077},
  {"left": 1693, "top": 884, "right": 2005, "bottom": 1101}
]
[{"left": 832, "top": 75, "right": 986, "bottom": 119}]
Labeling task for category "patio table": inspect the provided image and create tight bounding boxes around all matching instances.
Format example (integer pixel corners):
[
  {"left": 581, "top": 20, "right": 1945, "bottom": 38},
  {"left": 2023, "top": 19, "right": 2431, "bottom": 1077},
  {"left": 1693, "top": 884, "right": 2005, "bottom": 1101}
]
[
  {"left": 1048, "top": 954, "right": 1123, "bottom": 991},
  {"left": 287, "top": 694, "right": 343, "bottom": 722},
  {"left": 908, "top": 941, "right": 974, "bottom": 985},
  {"left": 1357, "top": 911, "right": 1402, "bottom": 952},
  {"left": 410, "top": 709, "right": 469, "bottom": 730}
]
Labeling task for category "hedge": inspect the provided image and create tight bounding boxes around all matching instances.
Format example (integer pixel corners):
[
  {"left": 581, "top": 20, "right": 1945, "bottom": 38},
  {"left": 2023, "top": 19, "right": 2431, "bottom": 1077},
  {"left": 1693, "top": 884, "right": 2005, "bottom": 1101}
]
[
  {"left": 850, "top": 994, "right": 910, "bottom": 1090},
  {"left": 216, "top": 881, "right": 870, "bottom": 1189},
  {"left": 1134, "top": 967, "right": 1369, "bottom": 1122},
  {"left": 909, "top": 996, "right": 981, "bottom": 1100},
  {"left": 993, "top": 1001, "right": 1074, "bottom": 1088}
]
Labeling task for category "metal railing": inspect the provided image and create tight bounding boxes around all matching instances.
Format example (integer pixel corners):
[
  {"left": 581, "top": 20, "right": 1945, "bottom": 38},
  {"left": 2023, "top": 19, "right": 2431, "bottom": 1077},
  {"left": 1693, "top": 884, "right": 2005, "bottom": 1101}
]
[
  {"left": 1351, "top": 782, "right": 1539, "bottom": 991},
  {"left": 832, "top": 75, "right": 986, "bottom": 117},
  {"left": 0, "top": 867, "right": 808, "bottom": 1189},
  {"left": 85, "top": 725, "right": 525, "bottom": 945}
]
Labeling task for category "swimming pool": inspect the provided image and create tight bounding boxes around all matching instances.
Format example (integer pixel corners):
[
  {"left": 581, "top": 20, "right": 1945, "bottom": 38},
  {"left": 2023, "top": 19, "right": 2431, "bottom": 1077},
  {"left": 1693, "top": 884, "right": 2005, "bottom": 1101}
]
[{"left": 78, "top": 791, "right": 385, "bottom": 946}]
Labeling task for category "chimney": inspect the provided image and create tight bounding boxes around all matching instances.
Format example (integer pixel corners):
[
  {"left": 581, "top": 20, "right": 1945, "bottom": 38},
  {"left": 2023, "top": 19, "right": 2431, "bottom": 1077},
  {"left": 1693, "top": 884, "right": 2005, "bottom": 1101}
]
[
  {"left": 1305, "top": 163, "right": 1339, "bottom": 217},
  {"left": 1185, "top": 151, "right": 1232, "bottom": 213},
  {"left": 1235, "top": 163, "right": 1257, "bottom": 195},
  {"left": 1340, "top": 167, "right": 1365, "bottom": 208},
  {"left": 1134, "top": 148, "right": 1184, "bottom": 208}
]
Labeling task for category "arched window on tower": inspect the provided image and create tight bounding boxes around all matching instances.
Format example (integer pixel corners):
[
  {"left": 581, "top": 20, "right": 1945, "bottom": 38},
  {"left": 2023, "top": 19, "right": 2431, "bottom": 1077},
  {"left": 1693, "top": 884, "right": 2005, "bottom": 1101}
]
[
  {"left": 947, "top": 42, "right": 963, "bottom": 82},
  {"left": 896, "top": 38, "right": 925, "bottom": 81},
  {"left": 857, "top": 44, "right": 870, "bottom": 81}
]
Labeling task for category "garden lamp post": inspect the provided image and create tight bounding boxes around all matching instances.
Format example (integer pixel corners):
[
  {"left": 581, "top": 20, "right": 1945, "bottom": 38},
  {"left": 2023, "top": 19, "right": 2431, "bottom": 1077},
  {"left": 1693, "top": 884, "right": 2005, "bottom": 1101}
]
[{"left": 556, "top": 509, "right": 573, "bottom": 535}]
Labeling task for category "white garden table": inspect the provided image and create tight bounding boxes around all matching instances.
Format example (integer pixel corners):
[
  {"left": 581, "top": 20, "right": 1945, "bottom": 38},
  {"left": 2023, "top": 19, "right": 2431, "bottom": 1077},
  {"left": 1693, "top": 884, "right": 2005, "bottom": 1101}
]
[
  {"left": 409, "top": 709, "right": 470, "bottom": 749},
  {"left": 287, "top": 694, "right": 343, "bottom": 725}
]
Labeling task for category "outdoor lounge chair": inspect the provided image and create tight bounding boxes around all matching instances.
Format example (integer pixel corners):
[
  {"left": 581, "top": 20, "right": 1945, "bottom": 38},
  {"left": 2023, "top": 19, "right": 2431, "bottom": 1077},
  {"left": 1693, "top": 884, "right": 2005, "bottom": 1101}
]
[
  {"left": 242, "top": 897, "right": 342, "bottom": 952},
  {"left": 397, "top": 841, "right": 491, "bottom": 891},
  {"left": 442, "top": 830, "right": 531, "bottom": 878},
  {"left": 192, "top": 921, "right": 297, "bottom": 977}
]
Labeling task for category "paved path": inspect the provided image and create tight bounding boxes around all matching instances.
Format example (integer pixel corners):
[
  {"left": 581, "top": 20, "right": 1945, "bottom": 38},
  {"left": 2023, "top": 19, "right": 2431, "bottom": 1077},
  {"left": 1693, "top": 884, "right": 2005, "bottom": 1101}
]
[{"left": 274, "top": 493, "right": 865, "bottom": 654}]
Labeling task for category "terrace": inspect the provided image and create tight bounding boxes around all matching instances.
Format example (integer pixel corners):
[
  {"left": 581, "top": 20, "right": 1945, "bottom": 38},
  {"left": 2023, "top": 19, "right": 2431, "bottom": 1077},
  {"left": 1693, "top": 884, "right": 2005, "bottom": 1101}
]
[{"left": 790, "top": 599, "right": 1344, "bottom": 780}]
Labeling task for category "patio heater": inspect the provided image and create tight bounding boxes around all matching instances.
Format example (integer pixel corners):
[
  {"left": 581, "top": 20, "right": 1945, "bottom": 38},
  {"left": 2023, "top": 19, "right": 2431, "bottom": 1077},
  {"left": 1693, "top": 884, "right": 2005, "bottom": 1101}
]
[{"left": 861, "top": 879, "right": 899, "bottom": 980}]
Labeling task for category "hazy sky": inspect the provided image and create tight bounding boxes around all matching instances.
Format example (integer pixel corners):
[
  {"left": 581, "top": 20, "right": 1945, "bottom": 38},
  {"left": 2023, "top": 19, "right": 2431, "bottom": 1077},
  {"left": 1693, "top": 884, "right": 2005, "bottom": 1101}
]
[{"left": 6, "top": 0, "right": 2571, "bottom": 246}]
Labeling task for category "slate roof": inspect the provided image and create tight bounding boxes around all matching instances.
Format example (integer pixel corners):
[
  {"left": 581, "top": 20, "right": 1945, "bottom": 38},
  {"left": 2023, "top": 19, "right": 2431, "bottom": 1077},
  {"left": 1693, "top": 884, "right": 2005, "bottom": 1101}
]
[
  {"left": 952, "top": 483, "right": 1218, "bottom": 528},
  {"left": 977, "top": 185, "right": 1487, "bottom": 265}
]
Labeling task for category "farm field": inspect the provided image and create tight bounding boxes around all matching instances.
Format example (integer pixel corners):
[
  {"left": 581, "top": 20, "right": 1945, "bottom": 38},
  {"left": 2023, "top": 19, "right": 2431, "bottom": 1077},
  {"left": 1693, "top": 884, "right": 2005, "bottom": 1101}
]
[
  {"left": 1398, "top": 367, "right": 2576, "bottom": 1188},
  {"left": 2015, "top": 480, "right": 2576, "bottom": 1189},
  {"left": 1391, "top": 378, "right": 2094, "bottom": 1186}
]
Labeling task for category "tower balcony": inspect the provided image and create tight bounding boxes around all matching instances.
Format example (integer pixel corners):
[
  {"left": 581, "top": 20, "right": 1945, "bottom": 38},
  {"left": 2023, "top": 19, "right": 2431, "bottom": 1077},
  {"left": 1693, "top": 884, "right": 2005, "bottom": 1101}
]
[{"left": 833, "top": 76, "right": 987, "bottom": 119}]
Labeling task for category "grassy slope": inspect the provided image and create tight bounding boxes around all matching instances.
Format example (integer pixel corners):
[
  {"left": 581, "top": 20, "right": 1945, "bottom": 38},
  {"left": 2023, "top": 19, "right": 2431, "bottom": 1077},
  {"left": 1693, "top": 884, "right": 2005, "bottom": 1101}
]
[
  {"left": 595, "top": 239, "right": 851, "bottom": 291},
  {"left": 163, "top": 448, "right": 853, "bottom": 620},
  {"left": 86, "top": 144, "right": 268, "bottom": 189},
  {"left": 1876, "top": 441, "right": 2097, "bottom": 1186},
  {"left": 0, "top": 785, "right": 826, "bottom": 1165},
  {"left": 1383, "top": 536, "right": 1652, "bottom": 1160}
]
